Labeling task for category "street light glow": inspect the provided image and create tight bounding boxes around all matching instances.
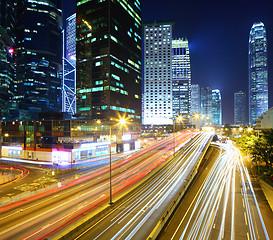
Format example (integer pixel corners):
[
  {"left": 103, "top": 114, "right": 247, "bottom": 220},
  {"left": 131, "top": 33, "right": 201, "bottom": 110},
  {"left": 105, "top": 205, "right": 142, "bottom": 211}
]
[
  {"left": 247, "top": 127, "right": 253, "bottom": 132},
  {"left": 177, "top": 116, "right": 183, "bottom": 122},
  {"left": 119, "top": 118, "right": 126, "bottom": 125}
]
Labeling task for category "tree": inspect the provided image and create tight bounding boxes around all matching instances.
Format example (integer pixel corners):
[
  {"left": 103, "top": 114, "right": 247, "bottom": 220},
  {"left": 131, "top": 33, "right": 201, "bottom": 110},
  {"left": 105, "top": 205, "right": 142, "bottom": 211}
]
[
  {"left": 250, "top": 130, "right": 273, "bottom": 170},
  {"left": 236, "top": 133, "right": 258, "bottom": 154}
]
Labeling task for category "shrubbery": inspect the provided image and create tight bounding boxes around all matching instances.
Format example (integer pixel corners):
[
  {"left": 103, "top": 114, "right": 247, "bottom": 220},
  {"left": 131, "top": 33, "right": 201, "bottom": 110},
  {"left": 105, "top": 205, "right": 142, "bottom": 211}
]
[{"left": 236, "top": 129, "right": 273, "bottom": 184}]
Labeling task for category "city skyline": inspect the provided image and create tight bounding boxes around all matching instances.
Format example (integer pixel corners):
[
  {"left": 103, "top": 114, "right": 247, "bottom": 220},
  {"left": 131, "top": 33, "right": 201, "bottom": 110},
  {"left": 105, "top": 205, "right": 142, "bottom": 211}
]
[
  {"left": 142, "top": 0, "right": 273, "bottom": 125},
  {"left": 64, "top": 0, "right": 273, "bottom": 124}
]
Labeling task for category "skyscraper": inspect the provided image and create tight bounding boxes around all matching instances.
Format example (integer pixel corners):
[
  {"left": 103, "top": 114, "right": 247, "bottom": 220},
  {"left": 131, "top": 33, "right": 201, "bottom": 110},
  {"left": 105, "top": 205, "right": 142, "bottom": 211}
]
[
  {"left": 143, "top": 22, "right": 173, "bottom": 126},
  {"left": 15, "top": 0, "right": 63, "bottom": 120},
  {"left": 234, "top": 91, "right": 247, "bottom": 126},
  {"left": 76, "top": 0, "right": 141, "bottom": 123},
  {"left": 172, "top": 38, "right": 191, "bottom": 123},
  {"left": 190, "top": 84, "right": 200, "bottom": 115},
  {"left": 249, "top": 22, "right": 268, "bottom": 125},
  {"left": 201, "top": 87, "right": 212, "bottom": 123},
  {"left": 0, "top": 0, "right": 16, "bottom": 119},
  {"left": 62, "top": 13, "right": 76, "bottom": 116},
  {"left": 212, "top": 89, "right": 222, "bottom": 125}
]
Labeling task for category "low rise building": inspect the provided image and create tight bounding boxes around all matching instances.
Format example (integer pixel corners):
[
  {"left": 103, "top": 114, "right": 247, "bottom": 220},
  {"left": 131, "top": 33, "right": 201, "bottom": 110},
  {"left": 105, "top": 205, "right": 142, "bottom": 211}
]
[
  {"left": 255, "top": 107, "right": 273, "bottom": 129},
  {"left": 1, "top": 119, "right": 141, "bottom": 165}
]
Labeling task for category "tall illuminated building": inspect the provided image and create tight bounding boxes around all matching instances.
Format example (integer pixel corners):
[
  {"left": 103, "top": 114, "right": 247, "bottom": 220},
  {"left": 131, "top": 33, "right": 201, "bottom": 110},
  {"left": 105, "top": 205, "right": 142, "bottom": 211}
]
[
  {"left": 234, "top": 91, "right": 247, "bottom": 126},
  {"left": 76, "top": 0, "right": 141, "bottom": 123},
  {"left": 143, "top": 22, "right": 173, "bottom": 126},
  {"left": 249, "top": 22, "right": 268, "bottom": 125},
  {"left": 15, "top": 0, "right": 63, "bottom": 120},
  {"left": 172, "top": 38, "right": 191, "bottom": 124},
  {"left": 212, "top": 89, "right": 222, "bottom": 125},
  {"left": 62, "top": 13, "right": 76, "bottom": 116},
  {"left": 190, "top": 84, "right": 200, "bottom": 115},
  {"left": 0, "top": 0, "right": 16, "bottom": 119},
  {"left": 201, "top": 87, "right": 212, "bottom": 124}
]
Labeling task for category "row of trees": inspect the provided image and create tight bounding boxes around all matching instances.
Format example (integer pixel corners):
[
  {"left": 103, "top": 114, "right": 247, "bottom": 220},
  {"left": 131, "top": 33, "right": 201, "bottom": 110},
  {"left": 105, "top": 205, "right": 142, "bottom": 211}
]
[{"left": 236, "top": 129, "right": 273, "bottom": 171}]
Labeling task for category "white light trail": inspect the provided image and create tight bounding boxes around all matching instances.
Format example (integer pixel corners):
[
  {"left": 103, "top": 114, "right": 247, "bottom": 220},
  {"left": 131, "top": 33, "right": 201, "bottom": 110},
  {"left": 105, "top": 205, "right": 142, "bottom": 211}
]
[{"left": 176, "top": 143, "right": 269, "bottom": 240}]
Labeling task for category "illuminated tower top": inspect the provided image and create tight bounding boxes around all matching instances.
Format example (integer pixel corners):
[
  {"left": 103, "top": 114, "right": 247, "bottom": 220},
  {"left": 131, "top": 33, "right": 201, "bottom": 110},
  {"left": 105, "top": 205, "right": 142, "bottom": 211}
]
[
  {"left": 66, "top": 13, "right": 76, "bottom": 66},
  {"left": 248, "top": 21, "right": 268, "bottom": 125}
]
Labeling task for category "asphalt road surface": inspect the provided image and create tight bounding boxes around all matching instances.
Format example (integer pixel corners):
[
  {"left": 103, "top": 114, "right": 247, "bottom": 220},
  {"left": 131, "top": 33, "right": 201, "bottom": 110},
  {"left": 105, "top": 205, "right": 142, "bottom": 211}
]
[
  {"left": 0, "top": 131, "right": 197, "bottom": 239},
  {"left": 159, "top": 143, "right": 272, "bottom": 240}
]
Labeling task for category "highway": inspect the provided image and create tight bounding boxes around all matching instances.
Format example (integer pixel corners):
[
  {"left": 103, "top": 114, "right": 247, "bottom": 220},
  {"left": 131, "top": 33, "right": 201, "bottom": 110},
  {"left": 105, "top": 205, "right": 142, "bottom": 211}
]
[
  {"left": 0, "top": 131, "right": 196, "bottom": 240},
  {"left": 160, "top": 143, "right": 270, "bottom": 240},
  {"left": 71, "top": 132, "right": 212, "bottom": 240}
]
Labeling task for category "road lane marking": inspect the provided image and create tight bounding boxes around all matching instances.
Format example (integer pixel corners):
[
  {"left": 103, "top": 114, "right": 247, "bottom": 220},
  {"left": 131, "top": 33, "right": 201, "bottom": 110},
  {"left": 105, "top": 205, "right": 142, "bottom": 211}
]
[{"left": 244, "top": 212, "right": 248, "bottom": 225}]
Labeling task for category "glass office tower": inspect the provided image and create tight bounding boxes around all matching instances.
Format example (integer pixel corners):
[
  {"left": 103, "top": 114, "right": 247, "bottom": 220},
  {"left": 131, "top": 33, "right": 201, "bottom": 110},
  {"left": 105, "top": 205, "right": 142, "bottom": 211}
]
[
  {"left": 0, "top": 0, "right": 16, "bottom": 119},
  {"left": 62, "top": 13, "right": 76, "bottom": 116},
  {"left": 172, "top": 38, "right": 191, "bottom": 123},
  {"left": 201, "top": 87, "right": 212, "bottom": 123},
  {"left": 76, "top": 0, "right": 142, "bottom": 123},
  {"left": 212, "top": 89, "right": 222, "bottom": 125},
  {"left": 249, "top": 22, "right": 268, "bottom": 125},
  {"left": 234, "top": 91, "right": 247, "bottom": 126},
  {"left": 190, "top": 84, "right": 200, "bottom": 115},
  {"left": 143, "top": 22, "right": 173, "bottom": 126},
  {"left": 15, "top": 0, "right": 63, "bottom": 120}
]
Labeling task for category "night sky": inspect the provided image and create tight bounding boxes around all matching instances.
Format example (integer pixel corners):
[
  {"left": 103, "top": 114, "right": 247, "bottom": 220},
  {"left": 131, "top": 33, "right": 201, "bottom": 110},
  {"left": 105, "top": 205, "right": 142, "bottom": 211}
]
[{"left": 64, "top": 0, "right": 273, "bottom": 124}]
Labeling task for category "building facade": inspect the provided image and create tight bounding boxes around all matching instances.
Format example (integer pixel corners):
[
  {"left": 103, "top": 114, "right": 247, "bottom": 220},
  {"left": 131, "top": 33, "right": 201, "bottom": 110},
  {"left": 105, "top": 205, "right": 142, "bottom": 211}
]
[
  {"left": 249, "top": 22, "right": 268, "bottom": 125},
  {"left": 0, "top": 0, "right": 16, "bottom": 119},
  {"left": 15, "top": 0, "right": 63, "bottom": 120},
  {"left": 201, "top": 87, "right": 212, "bottom": 124},
  {"left": 143, "top": 22, "right": 173, "bottom": 126},
  {"left": 1, "top": 119, "right": 141, "bottom": 164},
  {"left": 172, "top": 38, "right": 191, "bottom": 124},
  {"left": 256, "top": 107, "right": 273, "bottom": 130},
  {"left": 76, "top": 0, "right": 142, "bottom": 124},
  {"left": 211, "top": 89, "right": 222, "bottom": 125},
  {"left": 234, "top": 91, "right": 247, "bottom": 126},
  {"left": 190, "top": 84, "right": 200, "bottom": 115},
  {"left": 62, "top": 13, "right": 76, "bottom": 116}
]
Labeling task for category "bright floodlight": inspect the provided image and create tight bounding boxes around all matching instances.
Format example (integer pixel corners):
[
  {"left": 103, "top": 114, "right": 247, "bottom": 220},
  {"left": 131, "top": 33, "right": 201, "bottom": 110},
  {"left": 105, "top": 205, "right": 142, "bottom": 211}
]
[
  {"left": 8, "top": 48, "right": 14, "bottom": 54},
  {"left": 119, "top": 118, "right": 126, "bottom": 125},
  {"left": 177, "top": 116, "right": 183, "bottom": 122},
  {"left": 247, "top": 127, "right": 253, "bottom": 132},
  {"left": 194, "top": 113, "right": 200, "bottom": 119},
  {"left": 69, "top": 55, "right": 76, "bottom": 61}
]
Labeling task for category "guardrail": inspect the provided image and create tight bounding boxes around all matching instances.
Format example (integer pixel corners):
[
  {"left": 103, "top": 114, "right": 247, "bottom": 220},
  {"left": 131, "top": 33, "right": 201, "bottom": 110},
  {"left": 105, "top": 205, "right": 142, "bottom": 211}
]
[{"left": 147, "top": 135, "right": 213, "bottom": 240}]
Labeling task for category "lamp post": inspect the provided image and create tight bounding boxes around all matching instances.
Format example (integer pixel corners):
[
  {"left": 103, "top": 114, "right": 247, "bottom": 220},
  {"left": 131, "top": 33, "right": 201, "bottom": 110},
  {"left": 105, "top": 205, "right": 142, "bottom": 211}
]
[
  {"left": 173, "top": 116, "right": 183, "bottom": 156},
  {"left": 109, "top": 118, "right": 126, "bottom": 205}
]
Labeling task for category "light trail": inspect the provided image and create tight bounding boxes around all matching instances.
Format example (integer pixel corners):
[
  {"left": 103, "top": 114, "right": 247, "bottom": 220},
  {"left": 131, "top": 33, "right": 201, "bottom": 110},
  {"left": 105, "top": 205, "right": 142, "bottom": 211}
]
[
  {"left": 74, "top": 133, "right": 212, "bottom": 240},
  {"left": 172, "top": 143, "right": 269, "bottom": 240},
  {"left": 0, "top": 165, "right": 29, "bottom": 187},
  {"left": 0, "top": 131, "right": 197, "bottom": 240}
]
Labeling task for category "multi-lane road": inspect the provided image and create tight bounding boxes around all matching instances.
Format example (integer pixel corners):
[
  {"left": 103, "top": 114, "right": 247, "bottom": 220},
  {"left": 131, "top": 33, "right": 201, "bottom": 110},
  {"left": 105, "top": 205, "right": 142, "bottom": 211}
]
[
  {"left": 0, "top": 131, "right": 205, "bottom": 240},
  {"left": 160, "top": 143, "right": 271, "bottom": 240},
  {"left": 68, "top": 132, "right": 212, "bottom": 240}
]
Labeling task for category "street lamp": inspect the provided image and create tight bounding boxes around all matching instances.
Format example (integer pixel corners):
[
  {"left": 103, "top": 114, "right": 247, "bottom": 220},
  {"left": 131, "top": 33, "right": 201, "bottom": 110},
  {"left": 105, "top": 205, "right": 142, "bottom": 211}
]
[
  {"left": 173, "top": 116, "right": 183, "bottom": 156},
  {"left": 109, "top": 118, "right": 127, "bottom": 205},
  {"left": 247, "top": 127, "right": 253, "bottom": 132}
]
